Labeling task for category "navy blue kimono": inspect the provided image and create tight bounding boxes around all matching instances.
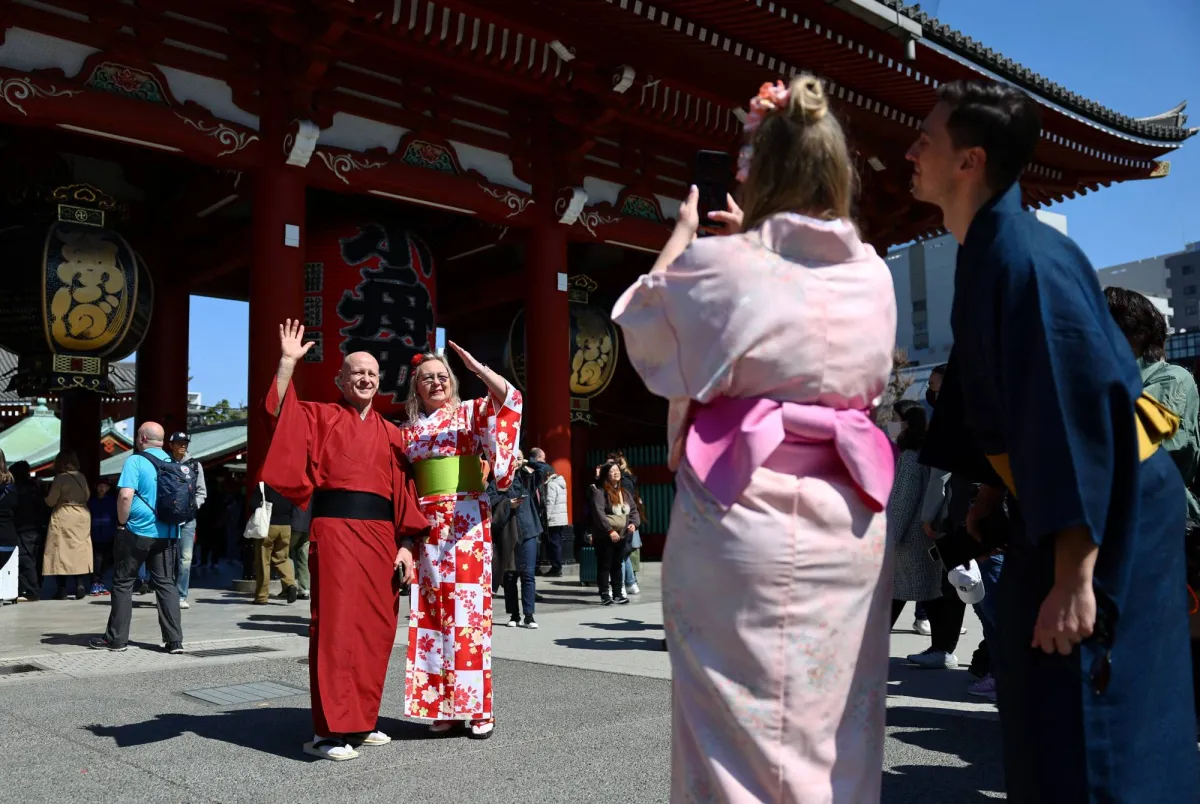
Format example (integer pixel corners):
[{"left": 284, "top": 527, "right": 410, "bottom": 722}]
[{"left": 932, "top": 183, "right": 1198, "bottom": 801}]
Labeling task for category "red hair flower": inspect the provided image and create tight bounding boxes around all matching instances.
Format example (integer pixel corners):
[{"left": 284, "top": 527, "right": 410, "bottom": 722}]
[{"left": 411, "top": 353, "right": 424, "bottom": 368}]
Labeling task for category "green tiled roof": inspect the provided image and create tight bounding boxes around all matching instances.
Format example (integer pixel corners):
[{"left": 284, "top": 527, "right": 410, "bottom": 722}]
[
  {"left": 99, "top": 419, "right": 247, "bottom": 476},
  {"left": 0, "top": 403, "right": 133, "bottom": 468}
]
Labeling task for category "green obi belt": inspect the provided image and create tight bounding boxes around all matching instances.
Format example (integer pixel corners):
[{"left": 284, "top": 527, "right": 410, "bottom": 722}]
[{"left": 414, "top": 455, "right": 486, "bottom": 497}]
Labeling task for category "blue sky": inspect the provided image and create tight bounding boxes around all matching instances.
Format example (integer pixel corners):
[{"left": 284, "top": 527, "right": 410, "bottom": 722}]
[{"left": 183, "top": 0, "right": 1199, "bottom": 407}]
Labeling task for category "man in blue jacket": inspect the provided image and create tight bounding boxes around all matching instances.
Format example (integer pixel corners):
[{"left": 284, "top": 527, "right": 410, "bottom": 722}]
[
  {"left": 90, "top": 422, "right": 183, "bottom": 653},
  {"left": 909, "top": 78, "right": 1197, "bottom": 800}
]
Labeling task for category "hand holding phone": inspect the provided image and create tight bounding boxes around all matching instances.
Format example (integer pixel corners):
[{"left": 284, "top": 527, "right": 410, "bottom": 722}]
[{"left": 694, "top": 150, "right": 732, "bottom": 230}]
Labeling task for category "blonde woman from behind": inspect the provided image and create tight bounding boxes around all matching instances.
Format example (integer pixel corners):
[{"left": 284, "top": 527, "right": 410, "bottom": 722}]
[{"left": 613, "top": 75, "right": 897, "bottom": 803}]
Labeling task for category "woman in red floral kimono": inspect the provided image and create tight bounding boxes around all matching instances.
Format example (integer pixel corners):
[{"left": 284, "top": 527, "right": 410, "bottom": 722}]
[{"left": 398, "top": 342, "right": 521, "bottom": 739}]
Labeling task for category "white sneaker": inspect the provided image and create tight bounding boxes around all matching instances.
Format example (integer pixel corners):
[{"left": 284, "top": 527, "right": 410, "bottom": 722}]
[
  {"left": 907, "top": 649, "right": 958, "bottom": 669},
  {"left": 628, "top": 583, "right": 640, "bottom": 595},
  {"left": 913, "top": 618, "right": 931, "bottom": 636},
  {"left": 179, "top": 600, "right": 190, "bottom": 609}
]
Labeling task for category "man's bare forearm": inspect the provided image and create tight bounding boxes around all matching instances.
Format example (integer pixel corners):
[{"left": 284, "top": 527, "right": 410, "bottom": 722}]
[
  {"left": 1054, "top": 524, "right": 1098, "bottom": 587},
  {"left": 273, "top": 357, "right": 297, "bottom": 415},
  {"left": 116, "top": 491, "right": 132, "bottom": 526}
]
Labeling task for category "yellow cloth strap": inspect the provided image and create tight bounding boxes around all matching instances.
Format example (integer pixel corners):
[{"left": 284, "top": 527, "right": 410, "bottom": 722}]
[
  {"left": 985, "top": 391, "right": 1180, "bottom": 498},
  {"left": 413, "top": 455, "right": 485, "bottom": 497}
]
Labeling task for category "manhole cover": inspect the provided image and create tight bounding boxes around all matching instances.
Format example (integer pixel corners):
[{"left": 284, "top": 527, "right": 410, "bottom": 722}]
[
  {"left": 0, "top": 664, "right": 44, "bottom": 676},
  {"left": 184, "top": 681, "right": 306, "bottom": 705},
  {"left": 188, "top": 645, "right": 280, "bottom": 659}
]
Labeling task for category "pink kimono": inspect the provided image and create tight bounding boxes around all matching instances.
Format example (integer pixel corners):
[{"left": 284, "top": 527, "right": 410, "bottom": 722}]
[{"left": 613, "top": 213, "right": 897, "bottom": 803}]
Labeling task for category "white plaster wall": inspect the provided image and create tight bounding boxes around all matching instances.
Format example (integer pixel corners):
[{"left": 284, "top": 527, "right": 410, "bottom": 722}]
[
  {"left": 582, "top": 177, "right": 622, "bottom": 207},
  {"left": 0, "top": 28, "right": 96, "bottom": 77},
  {"left": 156, "top": 65, "right": 258, "bottom": 129},
  {"left": 450, "top": 140, "right": 530, "bottom": 193},
  {"left": 319, "top": 112, "right": 408, "bottom": 155}
]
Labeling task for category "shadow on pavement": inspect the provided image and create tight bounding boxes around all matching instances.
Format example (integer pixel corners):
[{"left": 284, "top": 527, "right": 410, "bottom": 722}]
[
  {"left": 82, "top": 709, "right": 433, "bottom": 761},
  {"left": 195, "top": 596, "right": 260, "bottom": 605},
  {"left": 580, "top": 618, "right": 663, "bottom": 632},
  {"left": 41, "top": 633, "right": 163, "bottom": 651},
  {"left": 554, "top": 636, "right": 664, "bottom": 652},
  {"left": 238, "top": 614, "right": 310, "bottom": 637},
  {"left": 882, "top": 707, "right": 1006, "bottom": 802},
  {"left": 886, "top": 659, "right": 991, "bottom": 711},
  {"left": 528, "top": 588, "right": 601, "bottom": 606}
]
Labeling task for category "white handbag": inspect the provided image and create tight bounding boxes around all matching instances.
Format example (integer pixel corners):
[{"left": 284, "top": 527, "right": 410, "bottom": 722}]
[{"left": 243, "top": 482, "right": 272, "bottom": 540}]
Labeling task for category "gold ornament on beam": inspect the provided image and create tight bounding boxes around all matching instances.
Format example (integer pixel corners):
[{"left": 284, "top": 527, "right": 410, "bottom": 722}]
[{"left": 503, "top": 273, "right": 619, "bottom": 426}]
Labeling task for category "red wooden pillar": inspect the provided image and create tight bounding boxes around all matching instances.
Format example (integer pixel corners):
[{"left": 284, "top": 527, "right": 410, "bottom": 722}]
[
  {"left": 136, "top": 280, "right": 190, "bottom": 436},
  {"left": 60, "top": 390, "right": 101, "bottom": 485},
  {"left": 524, "top": 224, "right": 572, "bottom": 518},
  {"left": 524, "top": 110, "right": 573, "bottom": 517},
  {"left": 246, "top": 38, "right": 306, "bottom": 486}
]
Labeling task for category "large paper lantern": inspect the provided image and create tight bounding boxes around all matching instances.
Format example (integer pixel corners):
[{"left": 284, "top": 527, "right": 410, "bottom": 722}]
[{"left": 0, "top": 184, "right": 152, "bottom": 395}]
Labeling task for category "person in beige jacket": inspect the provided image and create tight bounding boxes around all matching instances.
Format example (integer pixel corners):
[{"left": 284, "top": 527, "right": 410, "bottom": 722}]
[{"left": 43, "top": 450, "right": 92, "bottom": 600}]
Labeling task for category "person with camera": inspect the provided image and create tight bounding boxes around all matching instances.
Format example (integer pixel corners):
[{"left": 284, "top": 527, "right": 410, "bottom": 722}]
[{"left": 613, "top": 75, "right": 897, "bottom": 800}]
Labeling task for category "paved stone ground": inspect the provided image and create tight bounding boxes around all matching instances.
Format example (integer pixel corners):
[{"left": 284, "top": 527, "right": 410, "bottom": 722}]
[{"left": 0, "top": 562, "right": 1006, "bottom": 802}]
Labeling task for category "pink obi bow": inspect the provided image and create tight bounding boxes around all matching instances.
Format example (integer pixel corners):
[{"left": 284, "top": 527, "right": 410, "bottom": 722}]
[{"left": 685, "top": 397, "right": 896, "bottom": 511}]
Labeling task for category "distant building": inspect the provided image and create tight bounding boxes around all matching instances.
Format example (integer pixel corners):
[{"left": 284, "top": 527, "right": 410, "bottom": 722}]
[
  {"left": 1097, "top": 254, "right": 1175, "bottom": 332},
  {"left": 886, "top": 210, "right": 1067, "bottom": 364},
  {"left": 1097, "top": 255, "right": 1172, "bottom": 299},
  {"left": 1167, "top": 243, "right": 1200, "bottom": 332}
]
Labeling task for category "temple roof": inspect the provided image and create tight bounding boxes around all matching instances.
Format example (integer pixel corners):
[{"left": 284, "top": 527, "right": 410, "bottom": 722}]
[
  {"left": 99, "top": 419, "right": 247, "bottom": 477},
  {"left": 886, "top": 1, "right": 1195, "bottom": 142},
  {"left": 0, "top": 349, "right": 137, "bottom": 404},
  {"left": 0, "top": 401, "right": 133, "bottom": 469}
]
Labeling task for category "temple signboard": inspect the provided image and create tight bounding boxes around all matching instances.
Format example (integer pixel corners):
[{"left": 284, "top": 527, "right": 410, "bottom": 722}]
[{"left": 296, "top": 220, "right": 437, "bottom": 415}]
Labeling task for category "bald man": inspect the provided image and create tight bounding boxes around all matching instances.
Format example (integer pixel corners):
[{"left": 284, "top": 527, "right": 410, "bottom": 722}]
[
  {"left": 90, "top": 421, "right": 184, "bottom": 653},
  {"left": 262, "top": 320, "right": 427, "bottom": 762}
]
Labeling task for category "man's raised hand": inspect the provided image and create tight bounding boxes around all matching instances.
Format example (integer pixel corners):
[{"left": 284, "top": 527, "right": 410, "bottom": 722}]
[{"left": 279, "top": 319, "right": 314, "bottom": 364}]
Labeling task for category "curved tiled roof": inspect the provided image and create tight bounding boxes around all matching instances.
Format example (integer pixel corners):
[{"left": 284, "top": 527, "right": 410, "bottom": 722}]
[
  {"left": 99, "top": 419, "right": 247, "bottom": 476},
  {"left": 884, "top": 1, "right": 1196, "bottom": 142},
  {"left": 0, "top": 349, "right": 137, "bottom": 403}
]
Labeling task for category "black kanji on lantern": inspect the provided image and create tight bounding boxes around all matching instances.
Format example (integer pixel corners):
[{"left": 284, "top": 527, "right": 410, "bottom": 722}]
[{"left": 336, "top": 222, "right": 435, "bottom": 399}]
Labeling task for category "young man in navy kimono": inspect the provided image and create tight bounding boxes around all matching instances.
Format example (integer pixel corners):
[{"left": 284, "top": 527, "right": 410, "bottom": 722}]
[{"left": 909, "top": 79, "right": 1198, "bottom": 801}]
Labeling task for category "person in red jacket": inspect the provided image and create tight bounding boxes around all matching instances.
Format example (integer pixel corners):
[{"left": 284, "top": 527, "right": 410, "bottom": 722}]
[{"left": 262, "top": 320, "right": 428, "bottom": 762}]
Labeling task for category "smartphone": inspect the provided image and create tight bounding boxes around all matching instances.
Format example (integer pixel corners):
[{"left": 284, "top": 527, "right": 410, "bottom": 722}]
[{"left": 694, "top": 150, "right": 732, "bottom": 230}]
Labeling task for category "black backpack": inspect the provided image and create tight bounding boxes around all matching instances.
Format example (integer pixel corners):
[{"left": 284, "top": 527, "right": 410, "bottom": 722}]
[{"left": 141, "top": 453, "right": 199, "bottom": 525}]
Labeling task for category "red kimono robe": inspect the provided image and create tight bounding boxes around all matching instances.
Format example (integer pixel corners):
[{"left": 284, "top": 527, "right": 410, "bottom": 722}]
[
  {"left": 263, "top": 381, "right": 427, "bottom": 737},
  {"left": 398, "top": 384, "right": 522, "bottom": 722}
]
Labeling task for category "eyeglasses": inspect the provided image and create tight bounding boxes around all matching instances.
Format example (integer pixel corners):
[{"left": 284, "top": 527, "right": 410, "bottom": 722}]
[{"left": 418, "top": 374, "right": 450, "bottom": 386}]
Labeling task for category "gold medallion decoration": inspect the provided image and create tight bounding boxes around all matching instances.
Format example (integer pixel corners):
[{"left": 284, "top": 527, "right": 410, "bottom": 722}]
[{"left": 504, "top": 274, "right": 619, "bottom": 425}]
